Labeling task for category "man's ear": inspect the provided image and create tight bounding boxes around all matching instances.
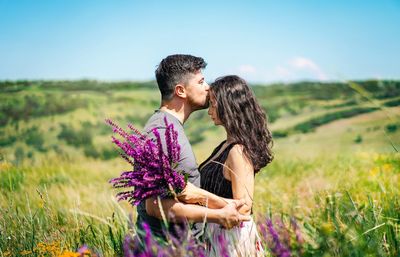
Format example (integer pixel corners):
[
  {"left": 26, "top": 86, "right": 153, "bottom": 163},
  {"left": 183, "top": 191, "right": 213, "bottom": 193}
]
[{"left": 175, "top": 84, "right": 187, "bottom": 98}]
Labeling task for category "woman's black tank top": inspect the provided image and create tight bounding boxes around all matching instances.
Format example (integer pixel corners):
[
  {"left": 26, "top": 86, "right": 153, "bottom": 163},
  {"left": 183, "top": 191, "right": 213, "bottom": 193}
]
[{"left": 199, "top": 141, "right": 235, "bottom": 199}]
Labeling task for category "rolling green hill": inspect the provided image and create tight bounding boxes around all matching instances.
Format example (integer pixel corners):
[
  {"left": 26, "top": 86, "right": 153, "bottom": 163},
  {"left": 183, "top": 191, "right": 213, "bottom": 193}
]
[{"left": 1, "top": 79, "right": 399, "bottom": 162}]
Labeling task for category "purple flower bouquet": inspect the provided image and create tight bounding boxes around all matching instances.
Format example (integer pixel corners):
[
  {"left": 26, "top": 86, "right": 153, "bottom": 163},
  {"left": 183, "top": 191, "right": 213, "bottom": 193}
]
[{"left": 106, "top": 117, "right": 186, "bottom": 206}]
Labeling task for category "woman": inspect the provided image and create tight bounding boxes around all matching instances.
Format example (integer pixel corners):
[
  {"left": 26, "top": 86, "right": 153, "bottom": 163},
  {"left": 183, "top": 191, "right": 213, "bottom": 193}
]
[{"left": 199, "top": 75, "right": 273, "bottom": 256}]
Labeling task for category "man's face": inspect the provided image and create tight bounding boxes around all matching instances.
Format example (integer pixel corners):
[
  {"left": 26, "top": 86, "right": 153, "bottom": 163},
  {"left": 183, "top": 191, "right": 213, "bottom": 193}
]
[{"left": 184, "top": 70, "right": 210, "bottom": 111}]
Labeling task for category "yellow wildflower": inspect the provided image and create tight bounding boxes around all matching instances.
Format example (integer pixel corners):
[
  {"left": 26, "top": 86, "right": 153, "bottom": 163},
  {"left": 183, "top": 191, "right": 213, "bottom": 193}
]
[
  {"left": 382, "top": 163, "right": 392, "bottom": 172},
  {"left": 20, "top": 250, "right": 33, "bottom": 255},
  {"left": 320, "top": 222, "right": 335, "bottom": 235},
  {"left": 58, "top": 251, "right": 81, "bottom": 257},
  {"left": 370, "top": 167, "right": 379, "bottom": 177},
  {"left": 0, "top": 161, "right": 13, "bottom": 171},
  {"left": 34, "top": 241, "right": 62, "bottom": 256}
]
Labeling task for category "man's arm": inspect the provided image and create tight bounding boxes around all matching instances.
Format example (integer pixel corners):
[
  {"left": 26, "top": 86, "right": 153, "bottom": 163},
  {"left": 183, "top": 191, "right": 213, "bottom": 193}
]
[
  {"left": 177, "top": 182, "right": 234, "bottom": 208},
  {"left": 145, "top": 197, "right": 249, "bottom": 228}
]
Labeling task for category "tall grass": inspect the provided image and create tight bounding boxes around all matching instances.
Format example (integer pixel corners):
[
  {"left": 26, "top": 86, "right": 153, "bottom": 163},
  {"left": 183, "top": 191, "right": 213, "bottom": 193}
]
[{"left": 0, "top": 150, "right": 398, "bottom": 256}]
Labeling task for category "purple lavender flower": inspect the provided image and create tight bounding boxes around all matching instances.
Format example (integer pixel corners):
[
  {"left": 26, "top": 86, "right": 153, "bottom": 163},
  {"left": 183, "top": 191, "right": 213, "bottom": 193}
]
[
  {"left": 106, "top": 117, "right": 186, "bottom": 206},
  {"left": 266, "top": 219, "right": 292, "bottom": 257},
  {"left": 142, "top": 223, "right": 154, "bottom": 255},
  {"left": 77, "top": 245, "right": 89, "bottom": 255},
  {"left": 123, "top": 235, "right": 136, "bottom": 257},
  {"left": 290, "top": 217, "right": 304, "bottom": 255},
  {"left": 276, "top": 218, "right": 291, "bottom": 247}
]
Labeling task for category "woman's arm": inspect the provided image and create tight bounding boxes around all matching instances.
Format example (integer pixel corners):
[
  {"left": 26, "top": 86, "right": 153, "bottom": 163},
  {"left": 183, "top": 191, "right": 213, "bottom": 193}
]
[
  {"left": 145, "top": 197, "right": 250, "bottom": 228},
  {"left": 225, "top": 144, "right": 254, "bottom": 215},
  {"left": 177, "top": 182, "right": 231, "bottom": 208}
]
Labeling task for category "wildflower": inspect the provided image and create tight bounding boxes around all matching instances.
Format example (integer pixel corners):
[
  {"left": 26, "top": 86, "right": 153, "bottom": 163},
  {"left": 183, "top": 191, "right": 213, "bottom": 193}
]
[
  {"left": 142, "top": 223, "right": 153, "bottom": 253},
  {"left": 77, "top": 245, "right": 91, "bottom": 256},
  {"left": 20, "top": 250, "right": 32, "bottom": 255},
  {"left": 382, "top": 163, "right": 392, "bottom": 172},
  {"left": 266, "top": 219, "right": 291, "bottom": 257},
  {"left": 0, "top": 161, "right": 12, "bottom": 171},
  {"left": 320, "top": 222, "right": 334, "bottom": 235},
  {"left": 58, "top": 251, "right": 80, "bottom": 257},
  {"left": 123, "top": 234, "right": 137, "bottom": 257},
  {"left": 290, "top": 217, "right": 304, "bottom": 245},
  {"left": 106, "top": 117, "right": 186, "bottom": 206},
  {"left": 57, "top": 245, "right": 97, "bottom": 257},
  {"left": 370, "top": 167, "right": 379, "bottom": 177},
  {"left": 35, "top": 241, "right": 61, "bottom": 256}
]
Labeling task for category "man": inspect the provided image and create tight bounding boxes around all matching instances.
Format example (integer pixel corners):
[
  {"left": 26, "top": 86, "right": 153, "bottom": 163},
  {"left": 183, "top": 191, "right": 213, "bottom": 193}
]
[{"left": 136, "top": 54, "right": 249, "bottom": 241}]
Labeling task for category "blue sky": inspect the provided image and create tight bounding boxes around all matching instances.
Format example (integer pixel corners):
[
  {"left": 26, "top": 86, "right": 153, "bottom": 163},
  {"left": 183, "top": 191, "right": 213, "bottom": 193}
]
[{"left": 1, "top": 0, "right": 399, "bottom": 83}]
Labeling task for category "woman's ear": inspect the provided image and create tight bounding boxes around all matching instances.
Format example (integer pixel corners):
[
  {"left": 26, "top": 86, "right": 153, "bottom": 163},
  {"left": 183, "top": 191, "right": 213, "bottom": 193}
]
[{"left": 175, "top": 84, "right": 187, "bottom": 98}]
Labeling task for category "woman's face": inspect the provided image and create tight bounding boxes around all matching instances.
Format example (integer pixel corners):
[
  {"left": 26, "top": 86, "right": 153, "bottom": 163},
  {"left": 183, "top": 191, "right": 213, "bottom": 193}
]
[{"left": 207, "top": 91, "right": 223, "bottom": 126}]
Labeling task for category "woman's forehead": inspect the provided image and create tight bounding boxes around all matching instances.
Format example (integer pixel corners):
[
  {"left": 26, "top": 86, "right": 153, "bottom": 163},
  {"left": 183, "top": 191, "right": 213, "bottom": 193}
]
[{"left": 209, "top": 91, "right": 216, "bottom": 100}]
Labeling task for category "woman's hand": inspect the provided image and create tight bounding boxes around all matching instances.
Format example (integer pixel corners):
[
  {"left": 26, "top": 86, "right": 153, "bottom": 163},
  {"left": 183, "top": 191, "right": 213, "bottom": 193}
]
[{"left": 219, "top": 199, "right": 251, "bottom": 229}]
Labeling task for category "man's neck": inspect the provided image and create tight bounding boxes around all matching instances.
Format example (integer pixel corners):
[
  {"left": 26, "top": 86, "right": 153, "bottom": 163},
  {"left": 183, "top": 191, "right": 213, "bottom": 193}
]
[{"left": 159, "top": 104, "right": 192, "bottom": 124}]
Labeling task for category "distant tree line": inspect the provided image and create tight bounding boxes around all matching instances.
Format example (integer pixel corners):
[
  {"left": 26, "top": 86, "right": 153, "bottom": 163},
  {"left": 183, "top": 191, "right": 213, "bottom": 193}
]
[
  {"left": 0, "top": 80, "right": 157, "bottom": 93},
  {"left": 253, "top": 80, "right": 400, "bottom": 100}
]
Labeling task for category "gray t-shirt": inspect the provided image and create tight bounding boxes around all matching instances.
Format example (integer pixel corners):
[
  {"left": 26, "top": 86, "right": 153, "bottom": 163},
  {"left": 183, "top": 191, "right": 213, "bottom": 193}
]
[{"left": 136, "top": 110, "right": 200, "bottom": 238}]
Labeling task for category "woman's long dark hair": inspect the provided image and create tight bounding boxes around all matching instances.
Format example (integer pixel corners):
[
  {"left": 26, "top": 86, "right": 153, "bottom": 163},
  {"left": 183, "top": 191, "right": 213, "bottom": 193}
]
[{"left": 210, "top": 75, "right": 273, "bottom": 172}]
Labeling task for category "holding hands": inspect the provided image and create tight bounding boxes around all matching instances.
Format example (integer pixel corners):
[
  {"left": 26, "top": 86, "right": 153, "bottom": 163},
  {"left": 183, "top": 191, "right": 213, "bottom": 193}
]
[{"left": 177, "top": 182, "right": 250, "bottom": 229}]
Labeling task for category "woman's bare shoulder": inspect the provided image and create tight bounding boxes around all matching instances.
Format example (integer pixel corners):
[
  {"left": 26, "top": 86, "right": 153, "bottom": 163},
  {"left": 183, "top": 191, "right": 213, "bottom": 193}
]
[{"left": 227, "top": 144, "right": 252, "bottom": 167}]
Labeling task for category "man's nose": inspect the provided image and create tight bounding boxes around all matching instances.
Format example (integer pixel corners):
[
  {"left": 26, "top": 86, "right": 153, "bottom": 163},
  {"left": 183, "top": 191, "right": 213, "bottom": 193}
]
[{"left": 204, "top": 82, "right": 210, "bottom": 90}]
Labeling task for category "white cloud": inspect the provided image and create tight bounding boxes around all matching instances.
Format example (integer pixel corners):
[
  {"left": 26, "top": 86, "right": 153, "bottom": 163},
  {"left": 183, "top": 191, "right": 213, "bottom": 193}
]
[
  {"left": 289, "top": 57, "right": 319, "bottom": 70},
  {"left": 225, "top": 58, "right": 328, "bottom": 83},
  {"left": 288, "top": 57, "right": 328, "bottom": 80}
]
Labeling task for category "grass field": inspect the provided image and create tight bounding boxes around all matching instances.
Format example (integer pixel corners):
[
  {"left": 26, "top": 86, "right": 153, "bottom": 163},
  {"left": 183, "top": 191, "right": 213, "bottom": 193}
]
[{"left": 0, "top": 80, "right": 399, "bottom": 256}]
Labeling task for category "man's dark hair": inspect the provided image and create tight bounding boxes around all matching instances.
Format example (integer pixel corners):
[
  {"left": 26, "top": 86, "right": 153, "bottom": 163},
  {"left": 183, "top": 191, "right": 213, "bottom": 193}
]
[{"left": 155, "top": 54, "right": 207, "bottom": 101}]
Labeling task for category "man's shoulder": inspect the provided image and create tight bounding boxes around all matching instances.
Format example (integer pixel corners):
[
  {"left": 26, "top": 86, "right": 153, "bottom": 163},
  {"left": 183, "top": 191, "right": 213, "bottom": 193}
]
[
  {"left": 144, "top": 111, "right": 166, "bottom": 132},
  {"left": 144, "top": 110, "right": 184, "bottom": 134}
]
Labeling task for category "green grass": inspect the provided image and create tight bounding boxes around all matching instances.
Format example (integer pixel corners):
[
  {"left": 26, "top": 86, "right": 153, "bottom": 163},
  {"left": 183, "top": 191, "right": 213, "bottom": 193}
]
[
  {"left": 0, "top": 79, "right": 399, "bottom": 256},
  {"left": 1, "top": 150, "right": 398, "bottom": 256}
]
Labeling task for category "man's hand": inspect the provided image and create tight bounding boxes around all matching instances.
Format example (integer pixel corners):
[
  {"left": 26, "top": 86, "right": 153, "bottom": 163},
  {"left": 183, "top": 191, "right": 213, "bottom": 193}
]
[
  {"left": 219, "top": 199, "right": 250, "bottom": 229},
  {"left": 177, "top": 182, "right": 203, "bottom": 204}
]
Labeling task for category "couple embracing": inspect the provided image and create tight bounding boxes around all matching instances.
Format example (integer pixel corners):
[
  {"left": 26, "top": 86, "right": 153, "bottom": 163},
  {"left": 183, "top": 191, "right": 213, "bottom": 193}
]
[{"left": 136, "top": 54, "right": 273, "bottom": 256}]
